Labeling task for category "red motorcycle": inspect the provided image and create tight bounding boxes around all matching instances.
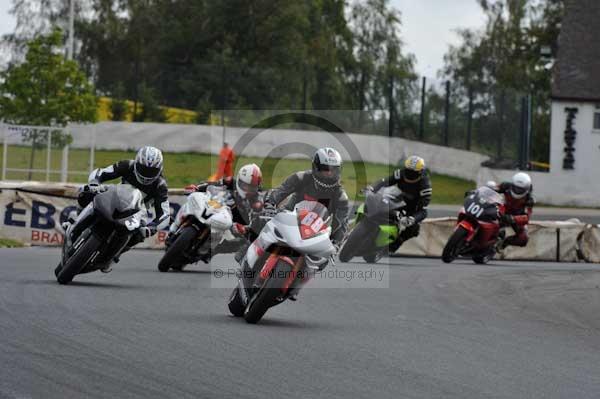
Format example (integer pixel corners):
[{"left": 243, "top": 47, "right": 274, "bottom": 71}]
[{"left": 442, "top": 186, "right": 506, "bottom": 264}]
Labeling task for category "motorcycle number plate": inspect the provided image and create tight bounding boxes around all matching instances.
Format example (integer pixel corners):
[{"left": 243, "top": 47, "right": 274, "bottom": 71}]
[
  {"left": 300, "top": 211, "right": 324, "bottom": 231},
  {"left": 466, "top": 202, "right": 485, "bottom": 218}
]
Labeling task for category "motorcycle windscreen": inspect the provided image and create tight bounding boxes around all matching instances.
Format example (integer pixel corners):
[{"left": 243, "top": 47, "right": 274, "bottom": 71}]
[
  {"left": 294, "top": 201, "right": 330, "bottom": 239},
  {"left": 474, "top": 186, "right": 504, "bottom": 205}
]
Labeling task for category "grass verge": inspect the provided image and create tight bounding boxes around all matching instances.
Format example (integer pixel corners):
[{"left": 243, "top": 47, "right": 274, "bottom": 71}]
[
  {"left": 1, "top": 146, "right": 474, "bottom": 204},
  {"left": 0, "top": 238, "right": 24, "bottom": 248}
]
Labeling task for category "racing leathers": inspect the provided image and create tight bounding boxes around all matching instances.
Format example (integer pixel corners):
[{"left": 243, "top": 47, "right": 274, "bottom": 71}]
[
  {"left": 369, "top": 169, "right": 432, "bottom": 251},
  {"left": 80, "top": 160, "right": 170, "bottom": 247},
  {"left": 265, "top": 170, "right": 350, "bottom": 246},
  {"left": 496, "top": 182, "right": 534, "bottom": 247}
]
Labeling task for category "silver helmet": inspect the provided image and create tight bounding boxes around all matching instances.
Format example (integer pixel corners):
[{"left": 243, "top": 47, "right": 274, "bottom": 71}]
[
  {"left": 134, "top": 146, "right": 164, "bottom": 185},
  {"left": 312, "top": 147, "right": 342, "bottom": 189}
]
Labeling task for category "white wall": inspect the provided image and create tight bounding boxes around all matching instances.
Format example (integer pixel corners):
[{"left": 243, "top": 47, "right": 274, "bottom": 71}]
[
  {"left": 477, "top": 101, "right": 600, "bottom": 207},
  {"left": 68, "top": 122, "right": 489, "bottom": 181}
]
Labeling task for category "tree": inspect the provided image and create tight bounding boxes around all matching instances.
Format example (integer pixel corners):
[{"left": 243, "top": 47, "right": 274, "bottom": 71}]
[
  {"left": 441, "top": 0, "right": 564, "bottom": 162},
  {"left": 0, "top": 28, "right": 97, "bottom": 176}
]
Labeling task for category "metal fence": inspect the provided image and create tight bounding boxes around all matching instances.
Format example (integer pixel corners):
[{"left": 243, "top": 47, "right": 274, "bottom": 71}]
[
  {"left": 389, "top": 77, "right": 545, "bottom": 169},
  {"left": 1, "top": 123, "right": 96, "bottom": 182}
]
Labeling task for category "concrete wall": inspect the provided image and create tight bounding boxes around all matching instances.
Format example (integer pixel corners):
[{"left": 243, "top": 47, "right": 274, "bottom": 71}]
[
  {"left": 477, "top": 101, "right": 600, "bottom": 207},
  {"left": 67, "top": 122, "right": 489, "bottom": 181}
]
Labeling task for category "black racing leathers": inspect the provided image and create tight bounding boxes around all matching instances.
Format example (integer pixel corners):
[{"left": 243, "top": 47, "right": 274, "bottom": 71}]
[
  {"left": 265, "top": 170, "right": 349, "bottom": 244},
  {"left": 87, "top": 160, "right": 170, "bottom": 230},
  {"left": 370, "top": 169, "right": 432, "bottom": 249},
  {"left": 371, "top": 169, "right": 432, "bottom": 223}
]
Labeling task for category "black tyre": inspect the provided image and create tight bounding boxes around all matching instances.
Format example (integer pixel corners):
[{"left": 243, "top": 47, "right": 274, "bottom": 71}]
[
  {"left": 442, "top": 226, "right": 469, "bottom": 264},
  {"left": 363, "top": 251, "right": 383, "bottom": 264},
  {"left": 157, "top": 226, "right": 198, "bottom": 272},
  {"left": 228, "top": 285, "right": 245, "bottom": 317},
  {"left": 54, "top": 263, "right": 62, "bottom": 278},
  {"left": 244, "top": 261, "right": 292, "bottom": 324},
  {"left": 473, "top": 250, "right": 494, "bottom": 264},
  {"left": 339, "top": 221, "right": 376, "bottom": 263},
  {"left": 56, "top": 234, "right": 101, "bottom": 285}
]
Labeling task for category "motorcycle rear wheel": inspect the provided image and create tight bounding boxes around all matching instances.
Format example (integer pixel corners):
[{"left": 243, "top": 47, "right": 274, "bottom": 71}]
[
  {"left": 228, "top": 284, "right": 245, "bottom": 317},
  {"left": 442, "top": 226, "right": 469, "bottom": 264}
]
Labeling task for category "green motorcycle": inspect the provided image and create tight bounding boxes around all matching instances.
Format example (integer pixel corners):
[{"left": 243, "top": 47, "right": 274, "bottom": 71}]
[{"left": 339, "top": 186, "right": 407, "bottom": 263}]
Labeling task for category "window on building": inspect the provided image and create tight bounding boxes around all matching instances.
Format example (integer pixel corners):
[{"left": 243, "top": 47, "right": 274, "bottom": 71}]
[{"left": 595, "top": 105, "right": 600, "bottom": 130}]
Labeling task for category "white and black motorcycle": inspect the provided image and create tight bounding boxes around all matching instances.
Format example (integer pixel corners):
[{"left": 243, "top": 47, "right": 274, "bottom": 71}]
[
  {"left": 157, "top": 186, "right": 233, "bottom": 272},
  {"left": 228, "top": 200, "right": 336, "bottom": 324},
  {"left": 55, "top": 184, "right": 147, "bottom": 284}
]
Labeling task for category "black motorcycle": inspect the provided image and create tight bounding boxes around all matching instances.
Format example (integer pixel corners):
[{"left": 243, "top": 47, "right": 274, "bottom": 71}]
[
  {"left": 55, "top": 184, "right": 147, "bottom": 284},
  {"left": 339, "top": 186, "right": 407, "bottom": 263}
]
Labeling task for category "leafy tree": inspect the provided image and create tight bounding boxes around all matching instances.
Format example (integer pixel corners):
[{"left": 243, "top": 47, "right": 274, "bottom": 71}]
[{"left": 0, "top": 28, "right": 97, "bottom": 176}]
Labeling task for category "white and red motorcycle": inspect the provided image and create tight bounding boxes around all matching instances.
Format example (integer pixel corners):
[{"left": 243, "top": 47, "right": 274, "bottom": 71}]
[
  {"left": 158, "top": 186, "right": 233, "bottom": 272},
  {"left": 228, "top": 200, "right": 336, "bottom": 324}
]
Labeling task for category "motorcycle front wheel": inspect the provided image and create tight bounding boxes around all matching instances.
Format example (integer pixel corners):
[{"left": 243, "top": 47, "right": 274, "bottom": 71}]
[
  {"left": 339, "top": 221, "right": 376, "bottom": 263},
  {"left": 442, "top": 226, "right": 469, "bottom": 264},
  {"left": 157, "top": 226, "right": 198, "bottom": 272},
  {"left": 56, "top": 233, "right": 102, "bottom": 285},
  {"left": 243, "top": 260, "right": 293, "bottom": 324}
]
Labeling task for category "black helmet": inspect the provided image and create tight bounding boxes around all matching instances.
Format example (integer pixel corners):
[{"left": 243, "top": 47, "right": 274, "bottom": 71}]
[{"left": 312, "top": 147, "right": 342, "bottom": 189}]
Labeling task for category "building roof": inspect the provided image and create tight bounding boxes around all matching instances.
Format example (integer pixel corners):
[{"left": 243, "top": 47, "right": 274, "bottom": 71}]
[{"left": 552, "top": 0, "right": 600, "bottom": 102}]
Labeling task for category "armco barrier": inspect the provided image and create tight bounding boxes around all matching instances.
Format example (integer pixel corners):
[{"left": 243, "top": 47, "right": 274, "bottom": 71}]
[{"left": 1, "top": 182, "right": 598, "bottom": 262}]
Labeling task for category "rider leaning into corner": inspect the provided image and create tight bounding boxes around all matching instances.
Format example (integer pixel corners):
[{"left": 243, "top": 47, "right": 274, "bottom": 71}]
[
  {"left": 76, "top": 146, "right": 170, "bottom": 272},
  {"left": 262, "top": 147, "right": 350, "bottom": 251},
  {"left": 492, "top": 172, "right": 534, "bottom": 249},
  {"left": 167, "top": 163, "right": 264, "bottom": 263},
  {"left": 237, "top": 147, "right": 349, "bottom": 300},
  {"left": 365, "top": 155, "right": 432, "bottom": 254}
]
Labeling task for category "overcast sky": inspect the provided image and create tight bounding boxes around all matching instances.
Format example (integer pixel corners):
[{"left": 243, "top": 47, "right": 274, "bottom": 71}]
[{"left": 0, "top": 0, "right": 486, "bottom": 77}]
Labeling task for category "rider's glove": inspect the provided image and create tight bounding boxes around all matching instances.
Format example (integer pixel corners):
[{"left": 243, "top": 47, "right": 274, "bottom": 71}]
[
  {"left": 84, "top": 183, "right": 99, "bottom": 193},
  {"left": 140, "top": 224, "right": 157, "bottom": 238},
  {"left": 232, "top": 222, "right": 247, "bottom": 237},
  {"left": 501, "top": 214, "right": 515, "bottom": 226},
  {"left": 399, "top": 216, "right": 415, "bottom": 228},
  {"left": 362, "top": 186, "right": 375, "bottom": 195},
  {"left": 184, "top": 184, "right": 198, "bottom": 195},
  {"left": 262, "top": 202, "right": 278, "bottom": 218}
]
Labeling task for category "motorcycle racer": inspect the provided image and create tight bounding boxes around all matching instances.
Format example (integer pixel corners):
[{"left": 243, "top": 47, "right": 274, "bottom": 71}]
[
  {"left": 364, "top": 155, "right": 432, "bottom": 253},
  {"left": 495, "top": 172, "right": 534, "bottom": 248},
  {"left": 75, "top": 146, "right": 170, "bottom": 271}
]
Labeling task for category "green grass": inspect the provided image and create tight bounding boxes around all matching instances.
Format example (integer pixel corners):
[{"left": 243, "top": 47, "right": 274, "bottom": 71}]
[
  {"left": 0, "top": 146, "right": 474, "bottom": 204},
  {"left": 0, "top": 237, "right": 24, "bottom": 248}
]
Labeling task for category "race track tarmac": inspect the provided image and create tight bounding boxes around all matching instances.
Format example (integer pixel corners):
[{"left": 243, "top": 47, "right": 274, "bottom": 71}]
[{"left": 1, "top": 247, "right": 600, "bottom": 399}]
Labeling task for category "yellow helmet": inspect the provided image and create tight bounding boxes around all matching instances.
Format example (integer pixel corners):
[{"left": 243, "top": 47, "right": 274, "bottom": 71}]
[{"left": 403, "top": 155, "right": 425, "bottom": 183}]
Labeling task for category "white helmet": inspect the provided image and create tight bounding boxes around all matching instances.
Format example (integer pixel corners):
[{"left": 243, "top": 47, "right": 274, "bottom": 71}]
[
  {"left": 134, "top": 146, "right": 163, "bottom": 185},
  {"left": 312, "top": 147, "right": 342, "bottom": 189},
  {"left": 510, "top": 172, "right": 531, "bottom": 199},
  {"left": 236, "top": 163, "right": 262, "bottom": 199}
]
